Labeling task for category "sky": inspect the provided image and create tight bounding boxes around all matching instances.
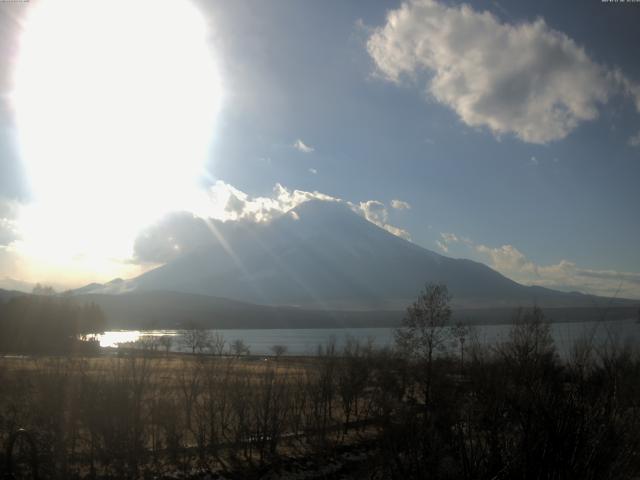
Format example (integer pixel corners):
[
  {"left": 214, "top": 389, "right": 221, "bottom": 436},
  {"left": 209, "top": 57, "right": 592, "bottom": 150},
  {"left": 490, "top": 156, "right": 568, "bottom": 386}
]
[{"left": 0, "top": 0, "right": 639, "bottom": 299}]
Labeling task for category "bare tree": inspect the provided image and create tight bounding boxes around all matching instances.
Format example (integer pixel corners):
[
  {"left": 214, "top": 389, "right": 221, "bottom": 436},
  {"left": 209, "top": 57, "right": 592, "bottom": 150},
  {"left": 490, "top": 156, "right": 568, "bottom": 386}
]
[
  {"left": 337, "top": 337, "right": 371, "bottom": 434},
  {"left": 178, "top": 359, "right": 203, "bottom": 434},
  {"left": 159, "top": 335, "right": 173, "bottom": 356},
  {"left": 182, "top": 324, "right": 212, "bottom": 355},
  {"left": 32, "top": 283, "right": 56, "bottom": 296},
  {"left": 451, "top": 322, "right": 470, "bottom": 372},
  {"left": 499, "top": 306, "right": 555, "bottom": 369},
  {"left": 395, "top": 283, "right": 452, "bottom": 404},
  {"left": 270, "top": 344, "right": 288, "bottom": 358},
  {"left": 230, "top": 339, "right": 250, "bottom": 357},
  {"left": 209, "top": 332, "right": 226, "bottom": 356},
  {"left": 138, "top": 335, "right": 160, "bottom": 354},
  {"left": 306, "top": 338, "right": 338, "bottom": 449}
]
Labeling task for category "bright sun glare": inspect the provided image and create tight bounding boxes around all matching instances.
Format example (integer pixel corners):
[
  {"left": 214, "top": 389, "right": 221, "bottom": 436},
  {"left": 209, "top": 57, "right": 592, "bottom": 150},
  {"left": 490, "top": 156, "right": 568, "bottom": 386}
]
[{"left": 12, "top": 0, "right": 220, "bottom": 282}]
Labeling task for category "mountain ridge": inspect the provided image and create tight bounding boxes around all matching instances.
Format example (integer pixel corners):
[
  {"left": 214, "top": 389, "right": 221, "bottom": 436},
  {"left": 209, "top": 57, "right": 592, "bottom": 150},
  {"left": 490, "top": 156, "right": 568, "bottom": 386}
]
[
  {"left": 2, "top": 286, "right": 636, "bottom": 330},
  {"left": 74, "top": 200, "right": 635, "bottom": 310}
]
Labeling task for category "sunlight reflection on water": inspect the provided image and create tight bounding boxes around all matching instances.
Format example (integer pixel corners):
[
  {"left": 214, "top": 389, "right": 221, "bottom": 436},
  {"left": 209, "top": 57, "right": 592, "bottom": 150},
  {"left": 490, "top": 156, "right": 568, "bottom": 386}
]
[{"left": 97, "top": 330, "right": 178, "bottom": 348}]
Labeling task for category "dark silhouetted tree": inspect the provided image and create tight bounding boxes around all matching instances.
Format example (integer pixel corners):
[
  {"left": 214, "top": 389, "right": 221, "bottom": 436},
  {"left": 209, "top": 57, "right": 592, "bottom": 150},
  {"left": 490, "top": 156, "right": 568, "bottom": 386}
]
[{"left": 395, "top": 283, "right": 451, "bottom": 403}]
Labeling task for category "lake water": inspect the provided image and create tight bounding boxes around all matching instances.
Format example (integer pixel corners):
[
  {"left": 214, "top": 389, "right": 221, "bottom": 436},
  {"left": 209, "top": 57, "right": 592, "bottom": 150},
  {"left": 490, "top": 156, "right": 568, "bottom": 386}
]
[{"left": 97, "top": 318, "right": 640, "bottom": 357}]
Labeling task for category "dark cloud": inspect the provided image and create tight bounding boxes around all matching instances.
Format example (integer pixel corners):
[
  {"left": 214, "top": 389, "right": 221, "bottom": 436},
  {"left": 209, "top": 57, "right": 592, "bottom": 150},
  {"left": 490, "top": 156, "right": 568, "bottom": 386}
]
[
  {"left": 225, "top": 192, "right": 247, "bottom": 216},
  {"left": 132, "top": 212, "right": 218, "bottom": 264}
]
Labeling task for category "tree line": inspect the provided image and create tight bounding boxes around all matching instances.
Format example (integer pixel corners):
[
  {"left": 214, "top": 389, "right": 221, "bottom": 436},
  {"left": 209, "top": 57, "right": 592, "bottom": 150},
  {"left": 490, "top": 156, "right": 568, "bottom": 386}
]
[{"left": 0, "top": 289, "right": 106, "bottom": 354}]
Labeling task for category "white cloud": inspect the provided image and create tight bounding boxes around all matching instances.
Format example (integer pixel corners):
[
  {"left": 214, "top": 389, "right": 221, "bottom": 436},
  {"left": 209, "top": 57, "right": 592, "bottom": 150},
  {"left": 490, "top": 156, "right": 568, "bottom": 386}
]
[
  {"left": 476, "top": 244, "right": 530, "bottom": 272},
  {"left": 352, "top": 200, "right": 411, "bottom": 240},
  {"left": 0, "top": 248, "right": 26, "bottom": 289},
  {"left": 207, "top": 182, "right": 411, "bottom": 240},
  {"left": 616, "top": 71, "right": 640, "bottom": 111},
  {"left": 476, "top": 243, "right": 640, "bottom": 297},
  {"left": 437, "top": 232, "right": 474, "bottom": 251},
  {"left": 293, "top": 139, "right": 314, "bottom": 153},
  {"left": 435, "top": 232, "right": 461, "bottom": 252},
  {"left": 201, "top": 181, "right": 336, "bottom": 223},
  {"left": 0, "top": 199, "right": 20, "bottom": 247},
  {"left": 367, "top": 0, "right": 640, "bottom": 144},
  {"left": 628, "top": 130, "right": 640, "bottom": 147},
  {"left": 0, "top": 217, "right": 19, "bottom": 247},
  {"left": 432, "top": 229, "right": 640, "bottom": 298},
  {"left": 309, "top": 168, "right": 318, "bottom": 175},
  {"left": 382, "top": 224, "right": 411, "bottom": 240},
  {"left": 436, "top": 240, "right": 448, "bottom": 253},
  {"left": 472, "top": 241, "right": 640, "bottom": 299},
  {"left": 133, "top": 181, "right": 412, "bottom": 263},
  {"left": 391, "top": 199, "right": 411, "bottom": 210},
  {"left": 356, "top": 200, "right": 388, "bottom": 225}
]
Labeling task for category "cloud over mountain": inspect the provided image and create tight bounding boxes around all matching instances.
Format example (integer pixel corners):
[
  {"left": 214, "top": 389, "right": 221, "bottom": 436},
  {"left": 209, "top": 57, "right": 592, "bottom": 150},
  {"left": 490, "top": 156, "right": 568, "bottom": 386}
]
[
  {"left": 352, "top": 200, "right": 411, "bottom": 240},
  {"left": 133, "top": 212, "right": 214, "bottom": 264},
  {"left": 132, "top": 181, "right": 410, "bottom": 263},
  {"left": 102, "top": 199, "right": 638, "bottom": 311},
  {"left": 368, "top": 0, "right": 640, "bottom": 144},
  {"left": 437, "top": 232, "right": 640, "bottom": 299}
]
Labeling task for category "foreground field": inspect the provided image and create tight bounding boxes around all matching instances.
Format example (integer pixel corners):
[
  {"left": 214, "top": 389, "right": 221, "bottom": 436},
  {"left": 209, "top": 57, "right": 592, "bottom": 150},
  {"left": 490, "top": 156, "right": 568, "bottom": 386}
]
[
  {"left": 0, "top": 349, "right": 383, "bottom": 479},
  {"left": 2, "top": 318, "right": 640, "bottom": 479}
]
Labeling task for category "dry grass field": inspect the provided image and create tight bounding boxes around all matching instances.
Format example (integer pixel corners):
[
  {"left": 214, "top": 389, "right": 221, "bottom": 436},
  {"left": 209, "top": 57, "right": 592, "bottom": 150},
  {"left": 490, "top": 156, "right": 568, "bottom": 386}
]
[
  {"left": 3, "top": 314, "right": 640, "bottom": 479},
  {"left": 0, "top": 347, "right": 382, "bottom": 479}
]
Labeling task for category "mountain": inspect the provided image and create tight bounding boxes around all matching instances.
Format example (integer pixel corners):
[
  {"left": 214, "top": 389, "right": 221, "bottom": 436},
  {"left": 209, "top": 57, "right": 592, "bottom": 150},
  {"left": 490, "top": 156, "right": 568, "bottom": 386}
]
[
  {"left": 0, "top": 277, "right": 34, "bottom": 293},
  {"left": 89, "top": 200, "right": 626, "bottom": 310},
  {"left": 70, "top": 278, "right": 133, "bottom": 295}
]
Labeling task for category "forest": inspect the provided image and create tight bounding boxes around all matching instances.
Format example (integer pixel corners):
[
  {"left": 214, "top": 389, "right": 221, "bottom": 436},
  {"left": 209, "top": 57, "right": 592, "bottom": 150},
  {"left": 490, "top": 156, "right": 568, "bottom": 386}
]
[{"left": 0, "top": 293, "right": 105, "bottom": 354}]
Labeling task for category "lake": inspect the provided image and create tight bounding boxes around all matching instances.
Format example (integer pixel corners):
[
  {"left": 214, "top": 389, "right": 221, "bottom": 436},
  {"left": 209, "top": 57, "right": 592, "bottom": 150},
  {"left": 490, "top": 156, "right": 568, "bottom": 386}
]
[{"left": 97, "top": 317, "right": 640, "bottom": 357}]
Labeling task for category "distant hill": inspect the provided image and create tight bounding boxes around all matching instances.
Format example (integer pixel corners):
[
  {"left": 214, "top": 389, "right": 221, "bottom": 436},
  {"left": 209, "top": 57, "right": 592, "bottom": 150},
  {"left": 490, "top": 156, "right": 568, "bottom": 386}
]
[
  {"left": 89, "top": 200, "right": 632, "bottom": 310},
  {"left": 71, "top": 290, "right": 640, "bottom": 330},
  {"left": 72, "top": 290, "right": 400, "bottom": 329},
  {"left": 0, "top": 277, "right": 34, "bottom": 293},
  {"left": 16, "top": 283, "right": 626, "bottom": 331},
  {"left": 0, "top": 288, "right": 26, "bottom": 303}
]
